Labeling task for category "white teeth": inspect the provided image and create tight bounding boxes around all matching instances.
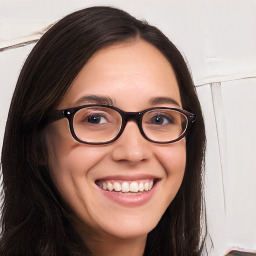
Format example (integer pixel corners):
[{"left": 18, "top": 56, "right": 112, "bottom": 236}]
[
  {"left": 138, "top": 182, "right": 144, "bottom": 192},
  {"left": 97, "top": 180, "right": 155, "bottom": 193},
  {"left": 107, "top": 182, "right": 113, "bottom": 191},
  {"left": 130, "top": 182, "right": 139, "bottom": 192},
  {"left": 144, "top": 182, "right": 149, "bottom": 191},
  {"left": 114, "top": 182, "right": 121, "bottom": 192},
  {"left": 122, "top": 182, "right": 129, "bottom": 192}
]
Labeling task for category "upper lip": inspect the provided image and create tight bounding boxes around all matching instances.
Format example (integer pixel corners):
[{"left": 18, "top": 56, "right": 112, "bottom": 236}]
[{"left": 95, "top": 174, "right": 161, "bottom": 182}]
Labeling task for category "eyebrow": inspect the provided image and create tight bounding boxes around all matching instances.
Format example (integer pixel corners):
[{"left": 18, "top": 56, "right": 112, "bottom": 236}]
[
  {"left": 73, "top": 95, "right": 180, "bottom": 108},
  {"left": 74, "top": 95, "right": 114, "bottom": 106},
  {"left": 149, "top": 96, "right": 181, "bottom": 107}
]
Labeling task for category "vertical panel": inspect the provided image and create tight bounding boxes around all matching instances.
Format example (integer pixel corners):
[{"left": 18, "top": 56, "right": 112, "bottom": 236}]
[
  {"left": 197, "top": 84, "right": 227, "bottom": 255},
  {"left": 221, "top": 78, "right": 256, "bottom": 250}
]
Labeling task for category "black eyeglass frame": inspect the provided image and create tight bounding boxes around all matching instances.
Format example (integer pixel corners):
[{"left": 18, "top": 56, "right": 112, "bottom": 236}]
[{"left": 45, "top": 104, "right": 196, "bottom": 145}]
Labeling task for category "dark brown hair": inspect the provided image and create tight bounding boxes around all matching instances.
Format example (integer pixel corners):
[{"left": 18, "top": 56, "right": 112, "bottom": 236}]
[{"left": 0, "top": 6, "right": 206, "bottom": 256}]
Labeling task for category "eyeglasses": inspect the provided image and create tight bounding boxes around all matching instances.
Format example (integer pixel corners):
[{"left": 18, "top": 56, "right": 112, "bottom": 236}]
[{"left": 46, "top": 105, "right": 196, "bottom": 145}]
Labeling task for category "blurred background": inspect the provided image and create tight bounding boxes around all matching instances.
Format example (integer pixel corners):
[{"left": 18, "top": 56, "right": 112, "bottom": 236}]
[{"left": 0, "top": 0, "right": 256, "bottom": 255}]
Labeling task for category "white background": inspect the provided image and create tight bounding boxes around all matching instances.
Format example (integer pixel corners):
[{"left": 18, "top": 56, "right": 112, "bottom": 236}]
[{"left": 1, "top": 0, "right": 256, "bottom": 255}]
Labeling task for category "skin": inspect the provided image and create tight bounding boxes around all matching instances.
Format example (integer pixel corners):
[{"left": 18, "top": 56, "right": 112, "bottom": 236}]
[{"left": 45, "top": 39, "right": 186, "bottom": 256}]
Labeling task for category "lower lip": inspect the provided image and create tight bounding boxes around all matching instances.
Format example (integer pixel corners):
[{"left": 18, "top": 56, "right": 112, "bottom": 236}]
[{"left": 96, "top": 182, "right": 158, "bottom": 207}]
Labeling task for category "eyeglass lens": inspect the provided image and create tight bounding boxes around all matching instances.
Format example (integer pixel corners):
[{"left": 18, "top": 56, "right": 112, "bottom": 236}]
[
  {"left": 142, "top": 109, "right": 187, "bottom": 142},
  {"left": 73, "top": 106, "right": 188, "bottom": 143}
]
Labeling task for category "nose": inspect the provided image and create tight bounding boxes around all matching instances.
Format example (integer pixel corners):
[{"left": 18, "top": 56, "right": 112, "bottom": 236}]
[{"left": 111, "top": 121, "right": 153, "bottom": 164}]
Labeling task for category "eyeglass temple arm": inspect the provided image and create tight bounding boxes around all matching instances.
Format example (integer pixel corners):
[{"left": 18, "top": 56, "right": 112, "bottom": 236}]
[
  {"left": 42, "top": 110, "right": 65, "bottom": 125},
  {"left": 192, "top": 114, "right": 196, "bottom": 122},
  {"left": 188, "top": 112, "right": 196, "bottom": 123}
]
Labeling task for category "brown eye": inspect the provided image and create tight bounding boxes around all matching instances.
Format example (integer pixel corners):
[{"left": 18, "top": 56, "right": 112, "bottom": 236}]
[
  {"left": 150, "top": 114, "right": 174, "bottom": 125},
  {"left": 86, "top": 114, "right": 107, "bottom": 124}
]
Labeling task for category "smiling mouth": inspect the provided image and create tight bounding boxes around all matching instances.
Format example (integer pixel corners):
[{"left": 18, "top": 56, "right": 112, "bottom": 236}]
[{"left": 96, "top": 179, "right": 158, "bottom": 193}]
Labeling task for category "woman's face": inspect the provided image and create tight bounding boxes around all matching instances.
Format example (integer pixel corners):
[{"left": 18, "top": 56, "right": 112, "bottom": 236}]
[{"left": 45, "top": 40, "right": 186, "bottom": 241}]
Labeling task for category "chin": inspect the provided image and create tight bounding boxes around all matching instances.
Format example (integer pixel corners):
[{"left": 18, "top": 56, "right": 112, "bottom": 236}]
[{"left": 86, "top": 209, "right": 162, "bottom": 240}]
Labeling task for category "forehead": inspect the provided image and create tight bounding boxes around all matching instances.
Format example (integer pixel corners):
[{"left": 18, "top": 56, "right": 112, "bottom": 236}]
[{"left": 58, "top": 39, "right": 181, "bottom": 109}]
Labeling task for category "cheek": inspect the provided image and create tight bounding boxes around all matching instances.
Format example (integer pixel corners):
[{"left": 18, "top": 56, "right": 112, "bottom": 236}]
[
  {"left": 45, "top": 121, "right": 105, "bottom": 176},
  {"left": 45, "top": 126, "right": 110, "bottom": 222},
  {"left": 152, "top": 140, "right": 186, "bottom": 215},
  {"left": 156, "top": 140, "right": 186, "bottom": 175},
  {"left": 44, "top": 124, "right": 106, "bottom": 200},
  {"left": 155, "top": 140, "right": 186, "bottom": 204}
]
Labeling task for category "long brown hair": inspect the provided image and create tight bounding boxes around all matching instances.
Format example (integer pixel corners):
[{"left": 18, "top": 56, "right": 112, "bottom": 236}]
[{"left": 0, "top": 6, "right": 206, "bottom": 256}]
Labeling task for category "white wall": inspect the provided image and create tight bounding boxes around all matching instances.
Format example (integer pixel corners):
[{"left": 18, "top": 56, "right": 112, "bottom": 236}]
[{"left": 1, "top": 0, "right": 256, "bottom": 255}]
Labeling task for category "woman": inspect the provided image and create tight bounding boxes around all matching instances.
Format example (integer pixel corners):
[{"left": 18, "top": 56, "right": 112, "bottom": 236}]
[{"left": 0, "top": 6, "right": 206, "bottom": 256}]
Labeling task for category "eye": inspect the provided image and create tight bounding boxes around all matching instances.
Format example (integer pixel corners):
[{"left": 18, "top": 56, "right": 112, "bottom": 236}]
[
  {"left": 86, "top": 114, "right": 108, "bottom": 124},
  {"left": 150, "top": 114, "right": 174, "bottom": 125}
]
